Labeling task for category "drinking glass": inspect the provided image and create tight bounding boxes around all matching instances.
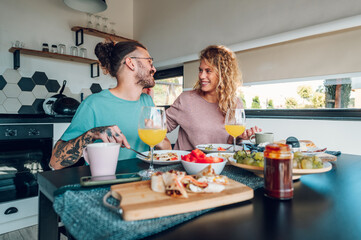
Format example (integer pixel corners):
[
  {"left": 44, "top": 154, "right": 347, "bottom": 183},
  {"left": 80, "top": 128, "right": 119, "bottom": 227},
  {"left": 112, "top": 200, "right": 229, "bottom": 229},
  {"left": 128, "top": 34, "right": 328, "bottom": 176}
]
[
  {"left": 95, "top": 15, "right": 101, "bottom": 30},
  {"left": 102, "top": 17, "right": 108, "bottom": 32},
  {"left": 109, "top": 22, "right": 116, "bottom": 34},
  {"left": 225, "top": 108, "right": 246, "bottom": 152},
  {"left": 86, "top": 13, "right": 94, "bottom": 28},
  {"left": 138, "top": 106, "right": 167, "bottom": 177}
]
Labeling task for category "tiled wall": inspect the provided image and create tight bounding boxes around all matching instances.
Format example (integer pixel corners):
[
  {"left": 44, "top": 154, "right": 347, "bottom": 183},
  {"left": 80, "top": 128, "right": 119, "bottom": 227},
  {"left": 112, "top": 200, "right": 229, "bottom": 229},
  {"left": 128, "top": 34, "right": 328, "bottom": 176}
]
[{"left": 0, "top": 69, "right": 104, "bottom": 114}]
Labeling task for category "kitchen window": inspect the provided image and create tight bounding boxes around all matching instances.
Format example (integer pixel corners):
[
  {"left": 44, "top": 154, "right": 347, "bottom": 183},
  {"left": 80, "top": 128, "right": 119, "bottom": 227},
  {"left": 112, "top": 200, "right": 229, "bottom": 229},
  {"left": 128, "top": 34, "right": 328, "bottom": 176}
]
[
  {"left": 153, "top": 67, "right": 183, "bottom": 106},
  {"left": 242, "top": 73, "right": 361, "bottom": 120},
  {"left": 241, "top": 73, "right": 361, "bottom": 110}
]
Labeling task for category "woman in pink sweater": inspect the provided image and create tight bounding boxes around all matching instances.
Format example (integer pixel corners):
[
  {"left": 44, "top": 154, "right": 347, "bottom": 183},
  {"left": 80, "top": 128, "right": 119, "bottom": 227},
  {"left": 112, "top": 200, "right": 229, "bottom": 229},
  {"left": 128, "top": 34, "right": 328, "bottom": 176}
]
[{"left": 166, "top": 45, "right": 261, "bottom": 150}]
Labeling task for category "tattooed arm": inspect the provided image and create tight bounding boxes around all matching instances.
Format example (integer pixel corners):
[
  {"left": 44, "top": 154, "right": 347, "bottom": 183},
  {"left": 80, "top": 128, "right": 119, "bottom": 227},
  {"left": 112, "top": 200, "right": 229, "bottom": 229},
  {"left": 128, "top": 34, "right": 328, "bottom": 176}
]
[{"left": 49, "top": 125, "right": 130, "bottom": 170}]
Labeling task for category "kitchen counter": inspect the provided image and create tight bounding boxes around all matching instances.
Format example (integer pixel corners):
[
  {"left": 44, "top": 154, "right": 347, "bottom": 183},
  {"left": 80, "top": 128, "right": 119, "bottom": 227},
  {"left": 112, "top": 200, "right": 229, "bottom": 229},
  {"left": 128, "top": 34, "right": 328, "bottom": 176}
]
[{"left": 0, "top": 114, "right": 73, "bottom": 124}]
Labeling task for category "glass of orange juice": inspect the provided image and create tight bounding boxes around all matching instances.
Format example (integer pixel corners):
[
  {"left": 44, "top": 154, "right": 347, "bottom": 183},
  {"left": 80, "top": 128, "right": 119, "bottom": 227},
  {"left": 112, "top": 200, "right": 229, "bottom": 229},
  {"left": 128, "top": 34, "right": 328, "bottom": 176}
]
[
  {"left": 138, "top": 106, "right": 167, "bottom": 177},
  {"left": 225, "top": 108, "right": 246, "bottom": 152}
]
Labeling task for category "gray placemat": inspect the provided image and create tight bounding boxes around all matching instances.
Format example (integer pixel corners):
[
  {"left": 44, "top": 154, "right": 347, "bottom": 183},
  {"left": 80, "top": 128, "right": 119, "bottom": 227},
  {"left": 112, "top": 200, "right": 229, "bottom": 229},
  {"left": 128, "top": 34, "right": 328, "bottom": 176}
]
[{"left": 53, "top": 164, "right": 264, "bottom": 240}]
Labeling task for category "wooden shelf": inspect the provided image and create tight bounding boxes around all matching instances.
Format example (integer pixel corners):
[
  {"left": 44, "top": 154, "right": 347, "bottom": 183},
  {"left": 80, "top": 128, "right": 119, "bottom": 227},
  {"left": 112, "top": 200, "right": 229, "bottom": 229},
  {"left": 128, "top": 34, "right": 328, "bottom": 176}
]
[
  {"left": 71, "top": 26, "right": 133, "bottom": 42},
  {"left": 9, "top": 47, "right": 97, "bottom": 64}
]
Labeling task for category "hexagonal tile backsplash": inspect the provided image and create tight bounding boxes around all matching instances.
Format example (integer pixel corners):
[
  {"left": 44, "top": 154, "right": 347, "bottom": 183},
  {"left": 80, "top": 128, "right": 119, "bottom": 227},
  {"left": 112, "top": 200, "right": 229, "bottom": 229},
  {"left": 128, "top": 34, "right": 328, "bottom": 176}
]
[{"left": 0, "top": 69, "right": 103, "bottom": 114}]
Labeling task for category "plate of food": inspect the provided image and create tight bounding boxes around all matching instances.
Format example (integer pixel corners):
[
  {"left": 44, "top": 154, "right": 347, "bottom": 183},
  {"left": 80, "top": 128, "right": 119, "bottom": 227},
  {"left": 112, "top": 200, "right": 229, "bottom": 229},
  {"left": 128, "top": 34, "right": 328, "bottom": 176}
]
[
  {"left": 277, "top": 139, "right": 327, "bottom": 153},
  {"left": 136, "top": 150, "right": 190, "bottom": 165},
  {"left": 196, "top": 144, "right": 243, "bottom": 153},
  {"left": 228, "top": 150, "right": 332, "bottom": 177}
]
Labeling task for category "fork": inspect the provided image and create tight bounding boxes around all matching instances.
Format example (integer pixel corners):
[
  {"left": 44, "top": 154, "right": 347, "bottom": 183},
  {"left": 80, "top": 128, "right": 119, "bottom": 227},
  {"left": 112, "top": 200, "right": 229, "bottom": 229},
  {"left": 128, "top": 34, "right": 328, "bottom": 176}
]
[
  {"left": 224, "top": 145, "right": 233, "bottom": 150},
  {"left": 122, "top": 145, "right": 149, "bottom": 159}
]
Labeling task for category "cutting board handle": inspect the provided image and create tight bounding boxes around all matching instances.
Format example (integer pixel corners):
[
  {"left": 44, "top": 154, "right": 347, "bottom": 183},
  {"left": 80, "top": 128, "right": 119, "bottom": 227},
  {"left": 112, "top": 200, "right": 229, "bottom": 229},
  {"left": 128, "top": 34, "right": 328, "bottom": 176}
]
[{"left": 103, "top": 191, "right": 123, "bottom": 217}]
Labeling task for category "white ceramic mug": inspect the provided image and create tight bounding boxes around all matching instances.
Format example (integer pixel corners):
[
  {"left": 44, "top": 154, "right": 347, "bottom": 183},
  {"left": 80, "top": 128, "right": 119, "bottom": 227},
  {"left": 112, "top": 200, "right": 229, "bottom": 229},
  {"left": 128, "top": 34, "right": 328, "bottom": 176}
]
[
  {"left": 250, "top": 132, "right": 274, "bottom": 145},
  {"left": 83, "top": 142, "right": 120, "bottom": 176}
]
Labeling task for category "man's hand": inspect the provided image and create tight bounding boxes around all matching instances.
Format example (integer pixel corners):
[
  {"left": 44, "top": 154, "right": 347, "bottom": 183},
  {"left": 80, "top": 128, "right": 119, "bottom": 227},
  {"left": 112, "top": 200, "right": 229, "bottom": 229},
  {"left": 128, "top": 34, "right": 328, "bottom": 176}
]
[
  {"left": 90, "top": 125, "right": 130, "bottom": 148},
  {"left": 50, "top": 125, "right": 131, "bottom": 170}
]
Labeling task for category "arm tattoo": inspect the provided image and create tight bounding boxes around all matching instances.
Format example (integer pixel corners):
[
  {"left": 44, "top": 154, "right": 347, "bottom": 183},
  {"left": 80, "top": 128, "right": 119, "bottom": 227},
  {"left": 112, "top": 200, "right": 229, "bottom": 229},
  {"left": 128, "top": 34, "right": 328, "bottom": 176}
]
[
  {"left": 52, "top": 125, "right": 114, "bottom": 169},
  {"left": 52, "top": 131, "right": 94, "bottom": 168}
]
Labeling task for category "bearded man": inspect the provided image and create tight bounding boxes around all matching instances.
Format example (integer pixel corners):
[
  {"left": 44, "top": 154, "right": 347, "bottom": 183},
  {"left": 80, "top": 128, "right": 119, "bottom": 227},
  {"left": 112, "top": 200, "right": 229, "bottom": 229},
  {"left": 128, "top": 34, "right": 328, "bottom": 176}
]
[{"left": 50, "top": 41, "right": 171, "bottom": 170}]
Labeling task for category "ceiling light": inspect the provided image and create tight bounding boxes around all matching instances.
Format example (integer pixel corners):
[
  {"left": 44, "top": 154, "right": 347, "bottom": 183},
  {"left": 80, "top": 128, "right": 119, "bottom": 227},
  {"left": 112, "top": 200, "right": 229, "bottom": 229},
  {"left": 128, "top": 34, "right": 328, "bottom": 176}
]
[{"left": 63, "top": 0, "right": 107, "bottom": 14}]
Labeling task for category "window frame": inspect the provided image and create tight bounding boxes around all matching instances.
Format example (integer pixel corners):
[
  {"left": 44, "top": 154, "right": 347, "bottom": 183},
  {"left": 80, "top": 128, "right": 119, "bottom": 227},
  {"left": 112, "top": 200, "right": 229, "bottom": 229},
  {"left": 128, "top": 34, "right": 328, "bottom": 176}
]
[{"left": 245, "top": 109, "right": 361, "bottom": 121}]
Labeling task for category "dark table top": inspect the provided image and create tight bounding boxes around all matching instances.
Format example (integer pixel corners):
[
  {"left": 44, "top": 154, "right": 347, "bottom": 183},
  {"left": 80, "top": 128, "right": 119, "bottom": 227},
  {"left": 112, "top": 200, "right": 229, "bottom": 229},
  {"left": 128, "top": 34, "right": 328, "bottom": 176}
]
[{"left": 38, "top": 154, "right": 361, "bottom": 240}]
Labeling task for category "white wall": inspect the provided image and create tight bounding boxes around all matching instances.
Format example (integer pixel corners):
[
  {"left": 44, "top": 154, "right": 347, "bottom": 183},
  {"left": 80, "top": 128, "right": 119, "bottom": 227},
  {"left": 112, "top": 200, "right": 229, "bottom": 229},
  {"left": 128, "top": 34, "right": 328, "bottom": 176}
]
[
  {"left": 246, "top": 118, "right": 361, "bottom": 155},
  {"left": 0, "top": 0, "right": 133, "bottom": 94},
  {"left": 134, "top": 0, "right": 361, "bottom": 68}
]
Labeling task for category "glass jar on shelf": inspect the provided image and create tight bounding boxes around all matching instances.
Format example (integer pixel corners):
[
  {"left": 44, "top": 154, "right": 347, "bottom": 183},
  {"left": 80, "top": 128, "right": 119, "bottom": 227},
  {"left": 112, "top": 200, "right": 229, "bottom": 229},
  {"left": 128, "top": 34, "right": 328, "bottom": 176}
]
[
  {"left": 51, "top": 45, "right": 58, "bottom": 53},
  {"left": 79, "top": 48, "right": 87, "bottom": 58},
  {"left": 58, "top": 44, "right": 66, "bottom": 54},
  {"left": 42, "top": 43, "right": 49, "bottom": 52},
  {"left": 70, "top": 46, "right": 78, "bottom": 56}
]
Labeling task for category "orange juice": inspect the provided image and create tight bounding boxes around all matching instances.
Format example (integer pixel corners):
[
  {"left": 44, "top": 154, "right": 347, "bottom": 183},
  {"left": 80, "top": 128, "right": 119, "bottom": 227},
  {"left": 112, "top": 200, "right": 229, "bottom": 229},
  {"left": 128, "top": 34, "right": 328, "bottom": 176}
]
[
  {"left": 225, "top": 125, "right": 246, "bottom": 138},
  {"left": 138, "top": 129, "right": 167, "bottom": 147}
]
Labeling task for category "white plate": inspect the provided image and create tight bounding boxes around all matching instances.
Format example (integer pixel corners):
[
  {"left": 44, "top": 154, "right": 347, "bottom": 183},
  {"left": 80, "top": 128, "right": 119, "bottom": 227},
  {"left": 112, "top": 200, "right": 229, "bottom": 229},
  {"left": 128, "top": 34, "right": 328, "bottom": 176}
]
[
  {"left": 301, "top": 146, "right": 327, "bottom": 154},
  {"left": 228, "top": 157, "right": 332, "bottom": 176},
  {"left": 196, "top": 144, "right": 243, "bottom": 153},
  {"left": 136, "top": 150, "right": 190, "bottom": 165}
]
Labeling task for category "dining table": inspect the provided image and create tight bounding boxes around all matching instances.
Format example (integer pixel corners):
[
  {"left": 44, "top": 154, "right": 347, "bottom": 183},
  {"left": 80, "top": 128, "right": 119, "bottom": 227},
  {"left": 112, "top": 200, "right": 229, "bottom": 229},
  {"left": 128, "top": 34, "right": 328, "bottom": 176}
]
[{"left": 37, "top": 153, "right": 361, "bottom": 240}]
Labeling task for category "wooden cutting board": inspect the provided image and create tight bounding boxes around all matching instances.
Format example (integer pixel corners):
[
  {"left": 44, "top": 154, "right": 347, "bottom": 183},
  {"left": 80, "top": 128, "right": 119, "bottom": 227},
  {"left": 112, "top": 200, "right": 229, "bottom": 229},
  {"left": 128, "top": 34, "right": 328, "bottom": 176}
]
[{"left": 110, "top": 179, "right": 254, "bottom": 221}]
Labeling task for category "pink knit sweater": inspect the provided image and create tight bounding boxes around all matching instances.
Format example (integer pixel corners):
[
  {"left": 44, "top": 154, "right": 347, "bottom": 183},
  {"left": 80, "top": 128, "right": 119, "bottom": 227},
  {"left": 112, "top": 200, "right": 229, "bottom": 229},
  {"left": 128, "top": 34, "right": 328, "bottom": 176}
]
[{"left": 166, "top": 90, "right": 241, "bottom": 150}]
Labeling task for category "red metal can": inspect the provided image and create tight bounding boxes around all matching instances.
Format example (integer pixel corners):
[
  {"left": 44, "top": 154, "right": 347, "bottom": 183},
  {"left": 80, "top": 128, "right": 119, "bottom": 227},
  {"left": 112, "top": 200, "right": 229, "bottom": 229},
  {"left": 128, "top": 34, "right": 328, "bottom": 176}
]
[{"left": 264, "top": 143, "right": 293, "bottom": 200}]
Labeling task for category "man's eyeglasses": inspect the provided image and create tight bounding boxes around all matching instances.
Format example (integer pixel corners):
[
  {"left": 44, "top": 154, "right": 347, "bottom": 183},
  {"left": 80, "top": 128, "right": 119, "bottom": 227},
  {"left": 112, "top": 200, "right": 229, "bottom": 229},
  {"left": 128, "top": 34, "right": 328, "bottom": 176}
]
[{"left": 123, "top": 57, "right": 154, "bottom": 67}]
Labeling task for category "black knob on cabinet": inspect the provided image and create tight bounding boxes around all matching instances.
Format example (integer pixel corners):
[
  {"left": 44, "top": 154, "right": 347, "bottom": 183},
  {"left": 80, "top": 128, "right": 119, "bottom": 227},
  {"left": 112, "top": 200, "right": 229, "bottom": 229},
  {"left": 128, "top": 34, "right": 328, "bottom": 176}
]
[
  {"left": 29, "top": 128, "right": 40, "bottom": 136},
  {"left": 4, "top": 207, "right": 18, "bottom": 215},
  {"left": 5, "top": 129, "right": 17, "bottom": 137}
]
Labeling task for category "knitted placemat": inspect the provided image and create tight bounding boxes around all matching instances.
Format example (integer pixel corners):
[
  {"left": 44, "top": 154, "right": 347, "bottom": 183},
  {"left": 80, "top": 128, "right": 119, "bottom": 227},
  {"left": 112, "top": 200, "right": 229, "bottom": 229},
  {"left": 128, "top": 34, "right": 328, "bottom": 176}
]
[{"left": 53, "top": 164, "right": 264, "bottom": 240}]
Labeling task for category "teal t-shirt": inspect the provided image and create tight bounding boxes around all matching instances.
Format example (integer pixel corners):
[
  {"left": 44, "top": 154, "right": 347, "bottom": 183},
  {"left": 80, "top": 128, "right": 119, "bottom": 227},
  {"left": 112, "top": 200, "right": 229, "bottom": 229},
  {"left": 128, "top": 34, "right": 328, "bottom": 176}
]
[{"left": 61, "top": 89, "right": 154, "bottom": 160}]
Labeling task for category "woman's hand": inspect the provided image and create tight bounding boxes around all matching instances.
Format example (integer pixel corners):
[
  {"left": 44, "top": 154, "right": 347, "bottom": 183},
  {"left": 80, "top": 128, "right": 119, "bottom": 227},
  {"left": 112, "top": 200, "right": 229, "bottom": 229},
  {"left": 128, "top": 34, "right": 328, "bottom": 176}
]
[
  {"left": 227, "top": 126, "right": 262, "bottom": 144},
  {"left": 239, "top": 126, "right": 262, "bottom": 140}
]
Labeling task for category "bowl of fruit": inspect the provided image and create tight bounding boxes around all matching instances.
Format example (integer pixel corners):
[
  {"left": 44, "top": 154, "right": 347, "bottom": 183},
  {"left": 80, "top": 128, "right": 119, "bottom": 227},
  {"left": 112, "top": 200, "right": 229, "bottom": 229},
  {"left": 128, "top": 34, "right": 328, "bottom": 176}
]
[{"left": 181, "top": 149, "right": 227, "bottom": 175}]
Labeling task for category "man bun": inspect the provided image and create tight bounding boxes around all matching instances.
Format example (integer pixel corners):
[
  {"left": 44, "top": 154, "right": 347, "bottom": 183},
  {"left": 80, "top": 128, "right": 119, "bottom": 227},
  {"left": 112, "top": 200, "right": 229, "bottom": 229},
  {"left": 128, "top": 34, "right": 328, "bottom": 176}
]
[
  {"left": 95, "top": 42, "right": 114, "bottom": 74},
  {"left": 94, "top": 40, "right": 147, "bottom": 77}
]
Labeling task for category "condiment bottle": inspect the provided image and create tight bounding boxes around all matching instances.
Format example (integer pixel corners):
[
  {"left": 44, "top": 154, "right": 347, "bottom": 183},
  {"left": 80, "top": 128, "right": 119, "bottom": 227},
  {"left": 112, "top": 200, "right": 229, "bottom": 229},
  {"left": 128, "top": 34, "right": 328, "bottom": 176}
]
[
  {"left": 264, "top": 143, "right": 293, "bottom": 200},
  {"left": 42, "top": 43, "right": 49, "bottom": 52}
]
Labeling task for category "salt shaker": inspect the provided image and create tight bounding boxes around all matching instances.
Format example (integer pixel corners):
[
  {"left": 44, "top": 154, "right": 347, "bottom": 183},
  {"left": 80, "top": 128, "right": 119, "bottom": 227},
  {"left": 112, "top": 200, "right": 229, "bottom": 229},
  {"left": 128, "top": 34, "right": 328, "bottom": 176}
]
[{"left": 264, "top": 143, "right": 293, "bottom": 200}]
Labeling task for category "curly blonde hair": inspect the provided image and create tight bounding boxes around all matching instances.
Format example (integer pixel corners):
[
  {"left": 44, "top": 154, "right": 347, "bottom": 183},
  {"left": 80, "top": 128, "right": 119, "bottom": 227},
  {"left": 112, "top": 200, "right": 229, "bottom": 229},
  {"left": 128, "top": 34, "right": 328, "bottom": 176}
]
[{"left": 194, "top": 45, "right": 242, "bottom": 115}]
